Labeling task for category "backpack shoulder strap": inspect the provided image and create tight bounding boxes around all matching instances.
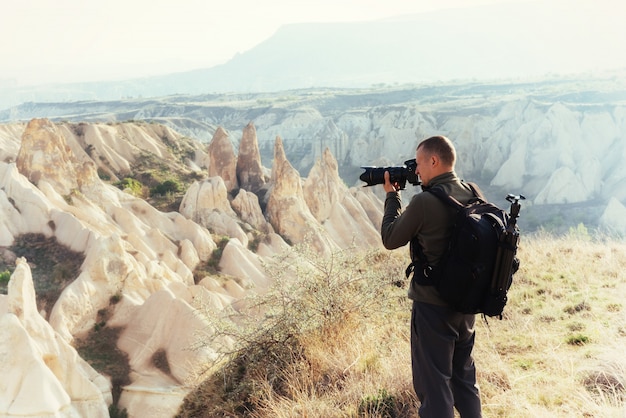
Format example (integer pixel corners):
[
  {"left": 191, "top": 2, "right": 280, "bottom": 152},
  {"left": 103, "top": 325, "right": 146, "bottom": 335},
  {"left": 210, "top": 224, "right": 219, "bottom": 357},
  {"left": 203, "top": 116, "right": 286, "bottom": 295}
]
[
  {"left": 425, "top": 181, "right": 488, "bottom": 210},
  {"left": 424, "top": 184, "right": 468, "bottom": 209},
  {"left": 464, "top": 181, "right": 485, "bottom": 201}
]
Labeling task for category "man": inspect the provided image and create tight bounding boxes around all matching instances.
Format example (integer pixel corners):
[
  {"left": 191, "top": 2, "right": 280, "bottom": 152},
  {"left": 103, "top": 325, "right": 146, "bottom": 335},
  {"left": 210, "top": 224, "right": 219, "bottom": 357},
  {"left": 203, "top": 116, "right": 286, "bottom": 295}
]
[{"left": 381, "top": 135, "right": 482, "bottom": 418}]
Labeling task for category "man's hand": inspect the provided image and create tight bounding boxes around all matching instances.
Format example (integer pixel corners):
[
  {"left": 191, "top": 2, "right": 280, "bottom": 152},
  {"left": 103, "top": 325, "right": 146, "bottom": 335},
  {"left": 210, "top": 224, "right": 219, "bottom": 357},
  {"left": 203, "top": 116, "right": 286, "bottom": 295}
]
[{"left": 384, "top": 171, "right": 400, "bottom": 193}]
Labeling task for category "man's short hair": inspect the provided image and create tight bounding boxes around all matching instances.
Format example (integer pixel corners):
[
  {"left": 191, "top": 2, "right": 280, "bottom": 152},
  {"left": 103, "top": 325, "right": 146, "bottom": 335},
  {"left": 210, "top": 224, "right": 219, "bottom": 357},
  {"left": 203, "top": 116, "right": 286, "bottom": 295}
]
[{"left": 417, "top": 135, "right": 456, "bottom": 167}]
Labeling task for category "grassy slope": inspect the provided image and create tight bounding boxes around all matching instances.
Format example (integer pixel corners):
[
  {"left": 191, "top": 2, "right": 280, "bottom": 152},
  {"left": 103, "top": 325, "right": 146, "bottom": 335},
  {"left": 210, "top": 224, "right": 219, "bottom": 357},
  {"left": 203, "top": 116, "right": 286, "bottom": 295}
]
[
  {"left": 178, "top": 233, "right": 626, "bottom": 418},
  {"left": 476, "top": 233, "right": 626, "bottom": 417}
]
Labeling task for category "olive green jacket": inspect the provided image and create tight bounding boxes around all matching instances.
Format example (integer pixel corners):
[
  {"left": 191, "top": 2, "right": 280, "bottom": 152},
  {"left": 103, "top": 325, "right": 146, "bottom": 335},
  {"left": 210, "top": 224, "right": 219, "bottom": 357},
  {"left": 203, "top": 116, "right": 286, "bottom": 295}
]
[{"left": 381, "top": 171, "right": 477, "bottom": 304}]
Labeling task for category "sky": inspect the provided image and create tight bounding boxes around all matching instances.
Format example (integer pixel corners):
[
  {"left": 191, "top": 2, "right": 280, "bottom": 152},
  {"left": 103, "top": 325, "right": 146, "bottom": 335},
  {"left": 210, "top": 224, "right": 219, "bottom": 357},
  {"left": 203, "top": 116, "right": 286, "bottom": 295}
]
[
  {"left": 1, "top": 0, "right": 537, "bottom": 87},
  {"left": 1, "top": 0, "right": 623, "bottom": 87}
]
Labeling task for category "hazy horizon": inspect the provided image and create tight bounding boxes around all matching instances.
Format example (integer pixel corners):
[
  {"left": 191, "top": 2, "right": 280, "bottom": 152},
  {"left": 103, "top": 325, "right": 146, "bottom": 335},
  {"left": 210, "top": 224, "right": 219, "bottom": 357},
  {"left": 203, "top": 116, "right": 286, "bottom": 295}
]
[{"left": 2, "top": 0, "right": 623, "bottom": 88}]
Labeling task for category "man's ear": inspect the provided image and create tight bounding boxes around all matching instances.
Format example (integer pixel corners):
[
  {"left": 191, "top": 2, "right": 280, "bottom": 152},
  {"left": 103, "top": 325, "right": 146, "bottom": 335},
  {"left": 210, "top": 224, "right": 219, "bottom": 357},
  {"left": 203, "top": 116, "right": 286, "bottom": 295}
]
[{"left": 431, "top": 155, "right": 438, "bottom": 166}]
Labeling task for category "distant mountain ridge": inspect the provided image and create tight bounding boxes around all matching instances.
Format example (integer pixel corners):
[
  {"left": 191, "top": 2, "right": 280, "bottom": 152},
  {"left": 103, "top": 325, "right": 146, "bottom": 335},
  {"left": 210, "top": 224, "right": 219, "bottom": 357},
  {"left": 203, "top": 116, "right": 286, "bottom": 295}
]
[{"left": 1, "top": 0, "right": 623, "bottom": 109}]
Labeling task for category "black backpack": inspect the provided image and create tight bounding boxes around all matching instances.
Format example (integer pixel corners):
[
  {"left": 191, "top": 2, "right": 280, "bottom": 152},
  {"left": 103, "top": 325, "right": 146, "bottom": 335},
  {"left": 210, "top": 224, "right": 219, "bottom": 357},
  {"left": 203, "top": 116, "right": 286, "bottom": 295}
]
[{"left": 409, "top": 183, "right": 524, "bottom": 318}]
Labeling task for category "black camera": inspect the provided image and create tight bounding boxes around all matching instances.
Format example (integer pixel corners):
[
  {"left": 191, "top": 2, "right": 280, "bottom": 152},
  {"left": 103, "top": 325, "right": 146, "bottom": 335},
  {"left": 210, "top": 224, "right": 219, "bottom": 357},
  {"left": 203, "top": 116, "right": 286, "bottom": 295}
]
[{"left": 359, "top": 159, "right": 420, "bottom": 190}]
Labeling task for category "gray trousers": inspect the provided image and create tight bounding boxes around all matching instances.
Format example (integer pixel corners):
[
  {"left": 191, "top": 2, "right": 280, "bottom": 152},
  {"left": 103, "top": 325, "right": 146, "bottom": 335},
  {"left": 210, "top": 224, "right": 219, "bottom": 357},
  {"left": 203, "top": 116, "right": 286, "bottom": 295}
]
[{"left": 411, "top": 301, "right": 482, "bottom": 418}]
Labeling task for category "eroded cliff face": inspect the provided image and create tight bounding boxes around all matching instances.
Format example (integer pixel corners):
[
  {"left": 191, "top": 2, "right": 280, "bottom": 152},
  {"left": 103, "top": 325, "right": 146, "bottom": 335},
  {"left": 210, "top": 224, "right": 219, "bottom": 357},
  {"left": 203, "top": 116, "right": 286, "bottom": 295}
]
[
  {"left": 3, "top": 80, "right": 625, "bottom": 219},
  {"left": 249, "top": 98, "right": 626, "bottom": 208},
  {"left": 0, "top": 119, "right": 384, "bottom": 418},
  {"left": 242, "top": 95, "right": 626, "bottom": 234}
]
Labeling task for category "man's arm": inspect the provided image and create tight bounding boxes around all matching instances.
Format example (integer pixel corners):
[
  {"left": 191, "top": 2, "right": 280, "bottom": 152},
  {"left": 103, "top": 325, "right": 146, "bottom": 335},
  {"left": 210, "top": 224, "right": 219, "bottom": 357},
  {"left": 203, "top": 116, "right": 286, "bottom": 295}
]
[
  {"left": 381, "top": 190, "right": 404, "bottom": 249},
  {"left": 381, "top": 171, "right": 420, "bottom": 249}
]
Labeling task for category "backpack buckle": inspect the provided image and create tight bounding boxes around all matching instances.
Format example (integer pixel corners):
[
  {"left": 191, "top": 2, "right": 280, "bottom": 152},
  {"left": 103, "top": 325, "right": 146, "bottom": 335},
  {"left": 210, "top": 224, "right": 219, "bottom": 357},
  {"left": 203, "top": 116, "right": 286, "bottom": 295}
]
[
  {"left": 405, "top": 262, "right": 414, "bottom": 278},
  {"left": 423, "top": 265, "right": 433, "bottom": 278}
]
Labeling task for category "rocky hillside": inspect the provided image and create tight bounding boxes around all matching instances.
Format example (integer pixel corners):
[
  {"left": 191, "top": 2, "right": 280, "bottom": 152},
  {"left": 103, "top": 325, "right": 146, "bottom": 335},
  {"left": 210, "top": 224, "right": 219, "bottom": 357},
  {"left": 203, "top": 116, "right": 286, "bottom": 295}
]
[
  {"left": 0, "top": 119, "right": 382, "bottom": 417},
  {"left": 3, "top": 76, "right": 626, "bottom": 234}
]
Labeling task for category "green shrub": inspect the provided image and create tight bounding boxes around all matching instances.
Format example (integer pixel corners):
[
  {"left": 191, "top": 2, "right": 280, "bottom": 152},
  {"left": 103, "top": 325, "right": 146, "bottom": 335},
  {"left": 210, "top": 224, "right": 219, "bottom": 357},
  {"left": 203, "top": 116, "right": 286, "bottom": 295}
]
[
  {"left": 359, "top": 388, "right": 397, "bottom": 417},
  {"left": 114, "top": 177, "right": 144, "bottom": 197},
  {"left": 193, "top": 237, "right": 231, "bottom": 282},
  {"left": 566, "top": 333, "right": 590, "bottom": 346},
  {"left": 108, "top": 405, "right": 128, "bottom": 418},
  {"left": 567, "top": 223, "right": 591, "bottom": 241},
  {"left": 247, "top": 233, "right": 262, "bottom": 253},
  {"left": 150, "top": 179, "right": 182, "bottom": 196},
  {"left": 0, "top": 270, "right": 10, "bottom": 284},
  {"left": 110, "top": 293, "right": 122, "bottom": 304},
  {"left": 97, "top": 168, "right": 111, "bottom": 181},
  {"left": 0, "top": 270, "right": 11, "bottom": 293}
]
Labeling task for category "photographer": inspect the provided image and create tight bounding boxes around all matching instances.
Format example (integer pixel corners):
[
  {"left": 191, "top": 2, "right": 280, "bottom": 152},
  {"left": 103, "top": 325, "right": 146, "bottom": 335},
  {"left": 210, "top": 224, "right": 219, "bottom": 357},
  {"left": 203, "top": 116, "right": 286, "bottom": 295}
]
[{"left": 380, "top": 135, "right": 482, "bottom": 418}]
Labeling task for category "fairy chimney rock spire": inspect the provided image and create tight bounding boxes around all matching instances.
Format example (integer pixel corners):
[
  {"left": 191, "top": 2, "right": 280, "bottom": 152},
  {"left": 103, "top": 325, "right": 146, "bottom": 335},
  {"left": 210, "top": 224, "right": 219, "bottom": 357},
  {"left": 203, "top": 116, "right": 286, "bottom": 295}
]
[
  {"left": 304, "top": 147, "right": 343, "bottom": 222},
  {"left": 270, "top": 135, "right": 301, "bottom": 196},
  {"left": 266, "top": 136, "right": 337, "bottom": 255},
  {"left": 271, "top": 135, "right": 287, "bottom": 181},
  {"left": 205, "top": 126, "right": 237, "bottom": 192},
  {"left": 236, "top": 122, "right": 266, "bottom": 194}
]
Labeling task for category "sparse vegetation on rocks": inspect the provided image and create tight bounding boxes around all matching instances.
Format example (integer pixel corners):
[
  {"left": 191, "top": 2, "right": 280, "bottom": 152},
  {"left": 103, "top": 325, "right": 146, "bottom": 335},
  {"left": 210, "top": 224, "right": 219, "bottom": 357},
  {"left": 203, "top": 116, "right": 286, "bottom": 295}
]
[
  {"left": 0, "top": 233, "right": 85, "bottom": 317},
  {"left": 193, "top": 236, "right": 232, "bottom": 283},
  {"left": 114, "top": 177, "right": 144, "bottom": 197},
  {"left": 74, "top": 325, "right": 131, "bottom": 410}
]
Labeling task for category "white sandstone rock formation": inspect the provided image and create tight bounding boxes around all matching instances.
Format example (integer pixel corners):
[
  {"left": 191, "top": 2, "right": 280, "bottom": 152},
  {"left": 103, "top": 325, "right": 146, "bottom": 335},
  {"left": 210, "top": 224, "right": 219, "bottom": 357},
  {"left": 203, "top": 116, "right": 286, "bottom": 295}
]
[
  {"left": 0, "top": 259, "right": 111, "bottom": 417},
  {"left": 204, "top": 127, "right": 238, "bottom": 192},
  {"left": 16, "top": 119, "right": 79, "bottom": 196},
  {"left": 304, "top": 148, "right": 382, "bottom": 249},
  {"left": 0, "top": 118, "right": 389, "bottom": 418},
  {"left": 236, "top": 122, "right": 267, "bottom": 195},
  {"left": 0, "top": 122, "right": 25, "bottom": 163},
  {"left": 54, "top": 121, "right": 206, "bottom": 183},
  {"left": 218, "top": 239, "right": 272, "bottom": 293},
  {"left": 231, "top": 188, "right": 273, "bottom": 233},
  {"left": 266, "top": 136, "right": 338, "bottom": 256},
  {"left": 350, "top": 187, "right": 384, "bottom": 232},
  {"left": 600, "top": 198, "right": 626, "bottom": 235},
  {"left": 180, "top": 176, "right": 248, "bottom": 246},
  {"left": 0, "top": 162, "right": 56, "bottom": 245},
  {"left": 116, "top": 286, "right": 221, "bottom": 418},
  {"left": 1, "top": 119, "right": 226, "bottom": 418}
]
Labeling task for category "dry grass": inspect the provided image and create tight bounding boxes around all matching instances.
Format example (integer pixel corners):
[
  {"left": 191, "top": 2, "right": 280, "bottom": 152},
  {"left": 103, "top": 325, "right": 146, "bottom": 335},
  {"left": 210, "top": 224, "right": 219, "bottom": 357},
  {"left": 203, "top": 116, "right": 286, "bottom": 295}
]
[
  {"left": 474, "top": 232, "right": 626, "bottom": 417},
  {"left": 179, "top": 233, "right": 626, "bottom": 417}
]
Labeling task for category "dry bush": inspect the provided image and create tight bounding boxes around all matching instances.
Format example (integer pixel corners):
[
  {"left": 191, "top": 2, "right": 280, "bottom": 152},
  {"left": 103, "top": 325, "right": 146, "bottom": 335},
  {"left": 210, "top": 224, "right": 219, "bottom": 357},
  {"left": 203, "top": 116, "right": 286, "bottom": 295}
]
[{"left": 179, "top": 245, "right": 417, "bottom": 417}]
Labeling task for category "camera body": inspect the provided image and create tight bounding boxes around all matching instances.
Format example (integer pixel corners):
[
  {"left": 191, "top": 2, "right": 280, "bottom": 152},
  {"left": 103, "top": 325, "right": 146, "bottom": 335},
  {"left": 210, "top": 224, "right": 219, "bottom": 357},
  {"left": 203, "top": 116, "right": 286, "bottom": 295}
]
[{"left": 359, "top": 159, "right": 420, "bottom": 190}]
